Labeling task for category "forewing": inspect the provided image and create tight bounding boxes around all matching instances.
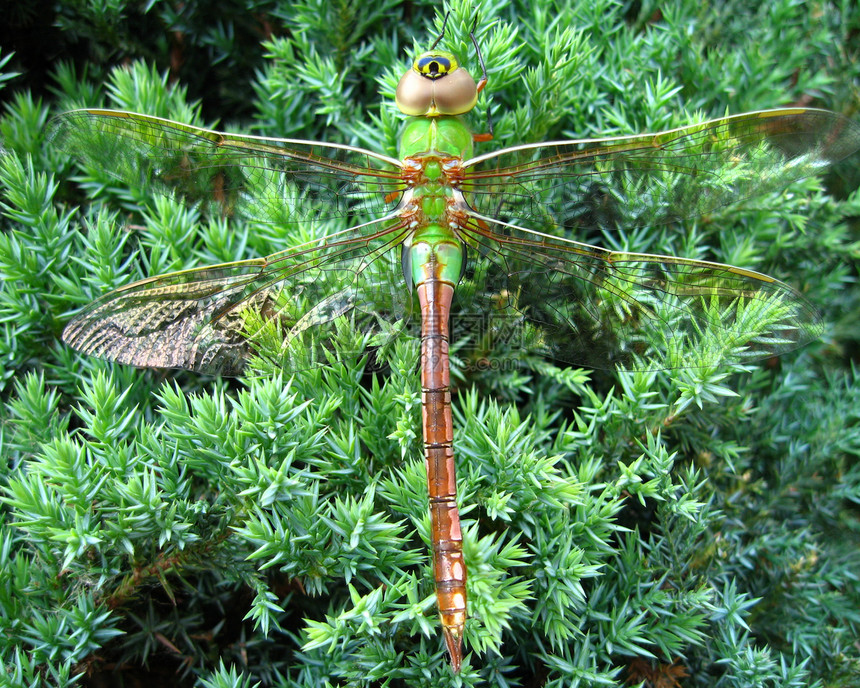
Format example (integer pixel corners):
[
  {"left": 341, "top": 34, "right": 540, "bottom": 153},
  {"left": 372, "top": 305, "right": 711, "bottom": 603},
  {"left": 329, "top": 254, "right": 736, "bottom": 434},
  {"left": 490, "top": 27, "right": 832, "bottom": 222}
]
[
  {"left": 47, "top": 109, "right": 405, "bottom": 224},
  {"left": 464, "top": 109, "right": 860, "bottom": 233}
]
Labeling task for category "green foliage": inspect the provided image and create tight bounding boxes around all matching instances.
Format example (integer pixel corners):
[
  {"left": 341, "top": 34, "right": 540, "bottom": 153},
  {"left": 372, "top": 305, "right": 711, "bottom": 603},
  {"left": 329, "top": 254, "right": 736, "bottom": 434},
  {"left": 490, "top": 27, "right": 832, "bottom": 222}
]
[
  {"left": 0, "top": 50, "right": 21, "bottom": 95},
  {"left": 1, "top": 0, "right": 859, "bottom": 686}
]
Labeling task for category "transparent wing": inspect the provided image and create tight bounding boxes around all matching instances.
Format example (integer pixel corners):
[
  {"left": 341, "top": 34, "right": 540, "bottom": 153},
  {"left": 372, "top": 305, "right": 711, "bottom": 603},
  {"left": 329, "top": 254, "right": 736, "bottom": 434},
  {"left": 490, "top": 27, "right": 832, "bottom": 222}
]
[
  {"left": 463, "top": 109, "right": 859, "bottom": 233},
  {"left": 54, "top": 108, "right": 860, "bottom": 374},
  {"left": 52, "top": 110, "right": 418, "bottom": 375},
  {"left": 47, "top": 109, "right": 406, "bottom": 224},
  {"left": 62, "top": 221, "right": 415, "bottom": 375},
  {"left": 454, "top": 220, "right": 821, "bottom": 371},
  {"left": 448, "top": 108, "right": 858, "bottom": 370}
]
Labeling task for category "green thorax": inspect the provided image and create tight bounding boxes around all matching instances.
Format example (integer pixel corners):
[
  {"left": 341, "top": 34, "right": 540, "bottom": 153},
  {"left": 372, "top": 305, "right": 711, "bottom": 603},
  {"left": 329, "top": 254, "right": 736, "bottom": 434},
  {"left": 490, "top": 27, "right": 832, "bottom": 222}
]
[
  {"left": 398, "top": 116, "right": 471, "bottom": 289},
  {"left": 399, "top": 115, "right": 473, "bottom": 161}
]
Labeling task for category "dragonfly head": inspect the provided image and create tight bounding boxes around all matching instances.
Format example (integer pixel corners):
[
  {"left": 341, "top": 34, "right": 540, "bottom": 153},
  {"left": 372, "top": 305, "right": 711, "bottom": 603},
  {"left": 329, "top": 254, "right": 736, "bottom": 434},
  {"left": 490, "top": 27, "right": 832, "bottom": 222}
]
[{"left": 396, "top": 50, "right": 478, "bottom": 117}]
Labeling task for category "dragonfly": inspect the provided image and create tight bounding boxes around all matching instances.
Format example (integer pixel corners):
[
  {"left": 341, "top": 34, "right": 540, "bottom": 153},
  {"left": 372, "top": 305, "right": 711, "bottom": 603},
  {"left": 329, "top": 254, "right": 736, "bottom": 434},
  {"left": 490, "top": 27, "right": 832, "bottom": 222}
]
[{"left": 49, "top": 22, "right": 860, "bottom": 671}]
